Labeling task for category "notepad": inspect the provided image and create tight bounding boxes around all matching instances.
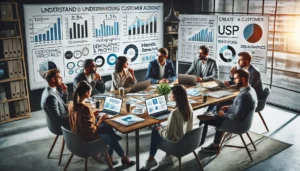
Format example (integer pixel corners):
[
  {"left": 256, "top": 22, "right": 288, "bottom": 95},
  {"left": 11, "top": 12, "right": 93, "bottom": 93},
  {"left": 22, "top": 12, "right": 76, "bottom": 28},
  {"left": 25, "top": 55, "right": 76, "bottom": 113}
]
[
  {"left": 207, "top": 90, "right": 233, "bottom": 98},
  {"left": 112, "top": 114, "right": 145, "bottom": 126}
]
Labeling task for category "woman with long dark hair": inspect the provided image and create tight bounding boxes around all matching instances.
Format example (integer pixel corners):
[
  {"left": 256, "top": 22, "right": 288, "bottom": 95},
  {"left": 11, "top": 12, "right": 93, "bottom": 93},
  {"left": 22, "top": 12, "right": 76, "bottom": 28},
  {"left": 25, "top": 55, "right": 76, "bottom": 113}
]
[
  {"left": 69, "top": 81, "right": 135, "bottom": 167},
  {"left": 141, "top": 84, "right": 194, "bottom": 170},
  {"left": 112, "top": 56, "right": 137, "bottom": 90}
]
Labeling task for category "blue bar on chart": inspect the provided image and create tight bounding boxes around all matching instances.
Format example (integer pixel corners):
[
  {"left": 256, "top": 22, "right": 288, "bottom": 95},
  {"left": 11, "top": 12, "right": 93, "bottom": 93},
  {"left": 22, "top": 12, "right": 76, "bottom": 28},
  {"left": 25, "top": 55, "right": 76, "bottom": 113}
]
[
  {"left": 95, "top": 21, "right": 119, "bottom": 37},
  {"left": 33, "top": 17, "right": 62, "bottom": 42},
  {"left": 128, "top": 14, "right": 157, "bottom": 35},
  {"left": 188, "top": 28, "right": 214, "bottom": 42}
]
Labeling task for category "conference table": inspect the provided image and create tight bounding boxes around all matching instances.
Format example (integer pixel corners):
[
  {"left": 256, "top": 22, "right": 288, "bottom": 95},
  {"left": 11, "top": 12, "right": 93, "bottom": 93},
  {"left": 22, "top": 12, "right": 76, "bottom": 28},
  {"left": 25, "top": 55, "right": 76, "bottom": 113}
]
[{"left": 92, "top": 81, "right": 239, "bottom": 171}]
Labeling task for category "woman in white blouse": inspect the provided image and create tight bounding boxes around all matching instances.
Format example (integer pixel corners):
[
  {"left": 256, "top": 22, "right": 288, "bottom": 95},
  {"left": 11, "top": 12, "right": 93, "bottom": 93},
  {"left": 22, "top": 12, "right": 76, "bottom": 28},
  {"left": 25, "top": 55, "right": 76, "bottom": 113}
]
[
  {"left": 142, "top": 84, "right": 194, "bottom": 170},
  {"left": 112, "top": 56, "right": 137, "bottom": 90}
]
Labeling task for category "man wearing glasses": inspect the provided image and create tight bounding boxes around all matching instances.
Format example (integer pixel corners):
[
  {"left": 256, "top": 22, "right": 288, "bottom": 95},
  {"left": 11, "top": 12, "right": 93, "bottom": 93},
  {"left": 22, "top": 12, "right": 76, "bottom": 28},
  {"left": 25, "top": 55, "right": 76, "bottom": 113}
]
[
  {"left": 146, "top": 48, "right": 177, "bottom": 84},
  {"left": 186, "top": 45, "right": 219, "bottom": 82},
  {"left": 73, "top": 59, "right": 106, "bottom": 95}
]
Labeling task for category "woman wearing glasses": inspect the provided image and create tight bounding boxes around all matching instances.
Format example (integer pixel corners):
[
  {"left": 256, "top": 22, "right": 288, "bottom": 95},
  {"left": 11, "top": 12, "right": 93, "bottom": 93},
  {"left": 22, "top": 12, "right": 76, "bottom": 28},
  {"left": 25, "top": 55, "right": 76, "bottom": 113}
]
[{"left": 112, "top": 56, "right": 137, "bottom": 90}]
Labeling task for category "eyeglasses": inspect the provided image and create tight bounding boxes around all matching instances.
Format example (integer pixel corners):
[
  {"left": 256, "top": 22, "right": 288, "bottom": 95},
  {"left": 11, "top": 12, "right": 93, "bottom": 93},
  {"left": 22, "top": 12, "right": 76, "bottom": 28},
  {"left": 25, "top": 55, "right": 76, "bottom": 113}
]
[
  {"left": 88, "top": 65, "right": 97, "bottom": 68},
  {"left": 156, "top": 54, "right": 164, "bottom": 58},
  {"left": 197, "top": 52, "right": 206, "bottom": 55}
]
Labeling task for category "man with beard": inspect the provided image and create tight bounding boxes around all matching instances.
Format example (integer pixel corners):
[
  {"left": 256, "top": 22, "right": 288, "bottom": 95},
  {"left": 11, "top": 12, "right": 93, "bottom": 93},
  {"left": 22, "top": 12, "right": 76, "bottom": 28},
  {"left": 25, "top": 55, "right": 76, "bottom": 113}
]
[
  {"left": 73, "top": 59, "right": 106, "bottom": 96},
  {"left": 224, "top": 52, "right": 263, "bottom": 98},
  {"left": 185, "top": 45, "right": 219, "bottom": 82},
  {"left": 146, "top": 48, "right": 176, "bottom": 84},
  {"left": 197, "top": 69, "right": 258, "bottom": 153},
  {"left": 41, "top": 69, "right": 70, "bottom": 129}
]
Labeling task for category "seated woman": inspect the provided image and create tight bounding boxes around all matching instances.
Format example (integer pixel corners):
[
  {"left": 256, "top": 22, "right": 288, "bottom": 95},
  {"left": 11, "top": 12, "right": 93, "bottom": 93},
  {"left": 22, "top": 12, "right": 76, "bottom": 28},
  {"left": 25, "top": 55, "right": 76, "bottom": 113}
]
[
  {"left": 112, "top": 56, "right": 137, "bottom": 90},
  {"left": 69, "top": 81, "right": 135, "bottom": 167},
  {"left": 141, "top": 84, "right": 194, "bottom": 170}
]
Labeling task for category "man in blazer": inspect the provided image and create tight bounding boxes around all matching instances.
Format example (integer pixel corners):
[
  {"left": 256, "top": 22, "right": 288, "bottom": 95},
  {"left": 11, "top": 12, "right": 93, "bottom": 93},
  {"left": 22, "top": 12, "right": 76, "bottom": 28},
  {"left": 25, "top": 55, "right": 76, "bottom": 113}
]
[
  {"left": 146, "top": 48, "right": 176, "bottom": 84},
  {"left": 225, "top": 52, "right": 263, "bottom": 99},
  {"left": 198, "top": 69, "right": 258, "bottom": 153},
  {"left": 41, "top": 69, "right": 70, "bottom": 129},
  {"left": 186, "top": 45, "right": 219, "bottom": 82},
  {"left": 73, "top": 59, "right": 105, "bottom": 96}
]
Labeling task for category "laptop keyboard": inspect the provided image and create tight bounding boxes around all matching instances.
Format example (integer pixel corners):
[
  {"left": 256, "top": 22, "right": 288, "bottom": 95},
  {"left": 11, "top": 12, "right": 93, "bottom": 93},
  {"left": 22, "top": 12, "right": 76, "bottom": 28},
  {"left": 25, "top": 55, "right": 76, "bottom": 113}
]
[
  {"left": 152, "top": 110, "right": 170, "bottom": 117},
  {"left": 102, "top": 109, "right": 118, "bottom": 115}
]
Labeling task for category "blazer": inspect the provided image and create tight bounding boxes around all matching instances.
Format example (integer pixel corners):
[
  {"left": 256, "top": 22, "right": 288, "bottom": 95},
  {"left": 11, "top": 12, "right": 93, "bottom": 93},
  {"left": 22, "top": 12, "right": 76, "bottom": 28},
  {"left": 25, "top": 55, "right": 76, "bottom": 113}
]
[
  {"left": 146, "top": 60, "right": 177, "bottom": 84},
  {"left": 112, "top": 69, "right": 137, "bottom": 90},
  {"left": 41, "top": 87, "right": 70, "bottom": 129},
  {"left": 69, "top": 103, "right": 99, "bottom": 142},
  {"left": 225, "top": 86, "right": 258, "bottom": 121},
  {"left": 229, "top": 64, "right": 263, "bottom": 99},
  {"left": 73, "top": 72, "right": 105, "bottom": 95},
  {"left": 185, "top": 58, "right": 219, "bottom": 81}
]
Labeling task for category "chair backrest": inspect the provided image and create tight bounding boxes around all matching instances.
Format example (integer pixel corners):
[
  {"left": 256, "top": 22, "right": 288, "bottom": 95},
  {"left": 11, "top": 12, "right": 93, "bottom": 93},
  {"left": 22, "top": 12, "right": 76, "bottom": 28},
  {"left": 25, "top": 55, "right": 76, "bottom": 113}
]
[
  {"left": 171, "top": 126, "right": 204, "bottom": 157},
  {"left": 44, "top": 110, "right": 63, "bottom": 135},
  {"left": 105, "top": 80, "right": 112, "bottom": 92},
  {"left": 61, "top": 127, "right": 108, "bottom": 158},
  {"left": 255, "top": 87, "right": 271, "bottom": 112},
  {"left": 217, "top": 106, "right": 255, "bottom": 134}
]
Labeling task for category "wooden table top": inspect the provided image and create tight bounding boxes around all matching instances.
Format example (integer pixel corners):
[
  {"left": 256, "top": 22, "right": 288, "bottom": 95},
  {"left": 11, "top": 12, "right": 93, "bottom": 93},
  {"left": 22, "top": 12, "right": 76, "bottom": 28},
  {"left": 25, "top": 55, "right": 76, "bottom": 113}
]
[{"left": 89, "top": 81, "right": 239, "bottom": 134}]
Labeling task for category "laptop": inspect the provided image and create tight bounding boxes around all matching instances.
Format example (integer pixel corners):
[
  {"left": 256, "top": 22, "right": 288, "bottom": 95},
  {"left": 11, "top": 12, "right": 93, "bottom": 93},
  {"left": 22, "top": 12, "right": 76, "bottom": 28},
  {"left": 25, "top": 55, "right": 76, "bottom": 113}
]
[
  {"left": 128, "top": 80, "right": 151, "bottom": 93},
  {"left": 145, "top": 96, "right": 171, "bottom": 120},
  {"left": 101, "top": 96, "right": 123, "bottom": 115},
  {"left": 178, "top": 74, "right": 197, "bottom": 86}
]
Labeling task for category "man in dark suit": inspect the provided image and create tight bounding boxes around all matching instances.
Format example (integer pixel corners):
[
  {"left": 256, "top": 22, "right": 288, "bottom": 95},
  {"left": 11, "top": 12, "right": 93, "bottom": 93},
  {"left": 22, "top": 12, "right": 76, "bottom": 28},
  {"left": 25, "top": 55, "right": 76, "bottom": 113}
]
[
  {"left": 41, "top": 69, "right": 70, "bottom": 129},
  {"left": 225, "top": 52, "right": 263, "bottom": 99},
  {"left": 73, "top": 59, "right": 106, "bottom": 96},
  {"left": 198, "top": 69, "right": 258, "bottom": 153},
  {"left": 186, "top": 45, "right": 219, "bottom": 82},
  {"left": 146, "top": 48, "right": 176, "bottom": 84}
]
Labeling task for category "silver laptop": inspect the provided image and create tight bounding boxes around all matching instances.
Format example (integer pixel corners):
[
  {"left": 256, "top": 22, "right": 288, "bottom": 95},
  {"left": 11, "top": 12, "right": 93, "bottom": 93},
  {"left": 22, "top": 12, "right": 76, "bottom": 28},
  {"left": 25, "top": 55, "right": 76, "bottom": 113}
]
[
  {"left": 145, "top": 96, "right": 170, "bottom": 120},
  {"left": 128, "top": 80, "right": 151, "bottom": 93},
  {"left": 101, "top": 96, "right": 123, "bottom": 115},
  {"left": 213, "top": 79, "right": 228, "bottom": 89},
  {"left": 178, "top": 74, "right": 197, "bottom": 85}
]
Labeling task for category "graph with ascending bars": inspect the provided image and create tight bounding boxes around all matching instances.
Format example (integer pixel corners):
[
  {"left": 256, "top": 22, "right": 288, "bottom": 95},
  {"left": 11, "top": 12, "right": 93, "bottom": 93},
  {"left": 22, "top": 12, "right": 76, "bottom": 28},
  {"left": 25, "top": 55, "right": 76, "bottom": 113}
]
[
  {"left": 127, "top": 14, "right": 157, "bottom": 35},
  {"left": 95, "top": 21, "right": 119, "bottom": 37},
  {"left": 92, "top": 14, "right": 119, "bottom": 37},
  {"left": 31, "top": 16, "right": 62, "bottom": 43},
  {"left": 188, "top": 28, "right": 214, "bottom": 42}
]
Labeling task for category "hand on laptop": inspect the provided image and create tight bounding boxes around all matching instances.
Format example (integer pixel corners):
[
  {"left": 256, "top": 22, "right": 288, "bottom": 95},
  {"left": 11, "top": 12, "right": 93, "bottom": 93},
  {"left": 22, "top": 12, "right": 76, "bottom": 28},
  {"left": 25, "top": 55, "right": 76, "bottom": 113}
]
[{"left": 196, "top": 77, "right": 203, "bottom": 82}]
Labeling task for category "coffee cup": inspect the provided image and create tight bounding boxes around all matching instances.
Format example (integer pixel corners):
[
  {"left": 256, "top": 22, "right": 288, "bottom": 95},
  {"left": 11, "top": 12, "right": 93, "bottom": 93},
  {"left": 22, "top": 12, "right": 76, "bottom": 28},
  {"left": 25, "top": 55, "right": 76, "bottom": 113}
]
[
  {"left": 119, "top": 87, "right": 125, "bottom": 97},
  {"left": 95, "top": 100, "right": 101, "bottom": 108},
  {"left": 126, "top": 102, "right": 131, "bottom": 113},
  {"left": 202, "top": 94, "right": 208, "bottom": 103}
]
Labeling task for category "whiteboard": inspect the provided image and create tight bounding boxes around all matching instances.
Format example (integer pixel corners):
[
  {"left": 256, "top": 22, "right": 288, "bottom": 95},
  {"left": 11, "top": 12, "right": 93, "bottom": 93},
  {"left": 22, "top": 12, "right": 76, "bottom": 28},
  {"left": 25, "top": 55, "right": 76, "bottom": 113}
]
[
  {"left": 24, "top": 3, "right": 163, "bottom": 90},
  {"left": 177, "top": 14, "right": 268, "bottom": 73}
]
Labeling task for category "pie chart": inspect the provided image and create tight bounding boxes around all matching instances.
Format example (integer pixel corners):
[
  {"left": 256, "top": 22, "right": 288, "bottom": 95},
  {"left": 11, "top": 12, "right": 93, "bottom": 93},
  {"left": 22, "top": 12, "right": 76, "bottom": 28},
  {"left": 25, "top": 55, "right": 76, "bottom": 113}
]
[
  {"left": 219, "top": 45, "right": 236, "bottom": 63},
  {"left": 39, "top": 61, "right": 57, "bottom": 79},
  {"left": 243, "top": 24, "right": 263, "bottom": 43}
]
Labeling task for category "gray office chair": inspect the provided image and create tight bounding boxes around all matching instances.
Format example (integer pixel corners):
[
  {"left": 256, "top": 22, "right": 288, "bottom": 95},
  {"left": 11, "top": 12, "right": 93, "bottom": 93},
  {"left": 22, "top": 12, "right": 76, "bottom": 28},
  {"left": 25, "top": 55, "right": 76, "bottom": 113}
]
[
  {"left": 255, "top": 87, "right": 271, "bottom": 132},
  {"left": 61, "top": 127, "right": 114, "bottom": 171},
  {"left": 44, "top": 111, "right": 65, "bottom": 165},
  {"left": 105, "top": 80, "right": 112, "bottom": 92},
  {"left": 158, "top": 126, "right": 204, "bottom": 171},
  {"left": 217, "top": 106, "right": 256, "bottom": 162}
]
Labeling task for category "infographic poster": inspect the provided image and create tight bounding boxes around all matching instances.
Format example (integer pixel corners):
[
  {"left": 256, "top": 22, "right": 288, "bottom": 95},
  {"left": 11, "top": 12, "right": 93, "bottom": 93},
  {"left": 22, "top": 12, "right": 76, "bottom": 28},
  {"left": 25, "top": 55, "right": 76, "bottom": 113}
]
[
  {"left": 24, "top": 3, "right": 163, "bottom": 90},
  {"left": 217, "top": 15, "right": 268, "bottom": 73},
  {"left": 178, "top": 15, "right": 218, "bottom": 63}
]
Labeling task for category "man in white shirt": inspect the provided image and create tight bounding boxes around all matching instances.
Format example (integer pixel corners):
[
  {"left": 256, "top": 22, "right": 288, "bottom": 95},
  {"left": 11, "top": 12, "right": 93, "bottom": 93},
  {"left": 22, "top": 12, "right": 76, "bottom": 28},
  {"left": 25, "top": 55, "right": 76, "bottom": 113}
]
[{"left": 146, "top": 48, "right": 177, "bottom": 84}]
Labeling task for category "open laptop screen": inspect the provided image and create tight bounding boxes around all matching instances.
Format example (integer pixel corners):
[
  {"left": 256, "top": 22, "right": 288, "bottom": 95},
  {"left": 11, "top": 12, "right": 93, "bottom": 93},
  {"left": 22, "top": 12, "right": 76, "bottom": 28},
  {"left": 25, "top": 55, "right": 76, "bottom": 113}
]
[
  {"left": 103, "top": 97, "right": 122, "bottom": 113},
  {"left": 145, "top": 96, "right": 168, "bottom": 115}
]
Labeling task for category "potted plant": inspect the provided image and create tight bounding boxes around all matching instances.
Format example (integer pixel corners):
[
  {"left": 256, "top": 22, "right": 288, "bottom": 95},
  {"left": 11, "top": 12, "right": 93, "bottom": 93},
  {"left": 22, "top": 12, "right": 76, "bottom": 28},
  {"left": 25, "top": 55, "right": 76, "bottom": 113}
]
[{"left": 157, "top": 83, "right": 171, "bottom": 102}]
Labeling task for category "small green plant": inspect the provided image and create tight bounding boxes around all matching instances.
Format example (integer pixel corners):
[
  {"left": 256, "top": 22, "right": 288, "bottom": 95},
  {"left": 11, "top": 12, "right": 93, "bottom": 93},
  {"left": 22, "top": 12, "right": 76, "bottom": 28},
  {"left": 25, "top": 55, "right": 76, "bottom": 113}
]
[{"left": 157, "top": 83, "right": 171, "bottom": 95}]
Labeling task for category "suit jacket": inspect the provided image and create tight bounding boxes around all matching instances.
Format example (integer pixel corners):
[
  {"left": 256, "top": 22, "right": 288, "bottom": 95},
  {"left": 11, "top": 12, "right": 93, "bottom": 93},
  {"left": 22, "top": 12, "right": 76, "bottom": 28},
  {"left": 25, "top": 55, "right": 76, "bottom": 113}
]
[
  {"left": 146, "top": 60, "right": 177, "bottom": 84},
  {"left": 229, "top": 64, "right": 263, "bottom": 99},
  {"left": 185, "top": 58, "right": 219, "bottom": 81},
  {"left": 41, "top": 87, "right": 70, "bottom": 129},
  {"left": 73, "top": 72, "right": 105, "bottom": 95},
  {"left": 225, "top": 86, "right": 258, "bottom": 121}
]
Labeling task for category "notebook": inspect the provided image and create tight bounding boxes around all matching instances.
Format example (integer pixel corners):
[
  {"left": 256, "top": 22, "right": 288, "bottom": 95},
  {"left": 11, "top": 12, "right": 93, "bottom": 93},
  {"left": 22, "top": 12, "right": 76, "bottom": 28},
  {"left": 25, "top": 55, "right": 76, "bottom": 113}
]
[
  {"left": 145, "top": 95, "right": 170, "bottom": 120},
  {"left": 101, "top": 96, "right": 123, "bottom": 115},
  {"left": 112, "top": 114, "right": 145, "bottom": 126}
]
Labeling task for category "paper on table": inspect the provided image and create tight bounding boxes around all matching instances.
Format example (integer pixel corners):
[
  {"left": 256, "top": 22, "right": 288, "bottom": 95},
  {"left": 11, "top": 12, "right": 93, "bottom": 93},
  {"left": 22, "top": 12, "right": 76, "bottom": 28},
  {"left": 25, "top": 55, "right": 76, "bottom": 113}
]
[
  {"left": 131, "top": 107, "right": 146, "bottom": 114},
  {"left": 207, "top": 90, "right": 233, "bottom": 98},
  {"left": 126, "top": 91, "right": 150, "bottom": 96},
  {"left": 126, "top": 97, "right": 143, "bottom": 105},
  {"left": 186, "top": 88, "right": 202, "bottom": 96}
]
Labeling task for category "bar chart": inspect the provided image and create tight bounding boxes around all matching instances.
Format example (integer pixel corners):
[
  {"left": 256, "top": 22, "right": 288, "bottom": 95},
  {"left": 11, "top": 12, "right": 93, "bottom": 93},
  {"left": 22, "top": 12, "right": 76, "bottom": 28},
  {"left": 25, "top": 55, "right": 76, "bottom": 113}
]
[
  {"left": 66, "top": 15, "right": 89, "bottom": 39},
  {"left": 92, "top": 14, "right": 120, "bottom": 37},
  {"left": 188, "top": 28, "right": 214, "bottom": 42},
  {"left": 30, "top": 16, "right": 63, "bottom": 43},
  {"left": 125, "top": 14, "right": 158, "bottom": 36}
]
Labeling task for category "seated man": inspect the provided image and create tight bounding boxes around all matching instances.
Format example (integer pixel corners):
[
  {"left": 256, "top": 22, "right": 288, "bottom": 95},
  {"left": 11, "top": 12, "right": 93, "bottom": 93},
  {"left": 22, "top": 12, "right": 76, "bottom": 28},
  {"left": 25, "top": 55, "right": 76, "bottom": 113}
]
[
  {"left": 186, "top": 45, "right": 219, "bottom": 82},
  {"left": 146, "top": 48, "right": 176, "bottom": 84},
  {"left": 73, "top": 59, "right": 106, "bottom": 96},
  {"left": 41, "top": 69, "right": 70, "bottom": 129},
  {"left": 197, "top": 69, "right": 258, "bottom": 153},
  {"left": 224, "top": 52, "right": 263, "bottom": 99}
]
